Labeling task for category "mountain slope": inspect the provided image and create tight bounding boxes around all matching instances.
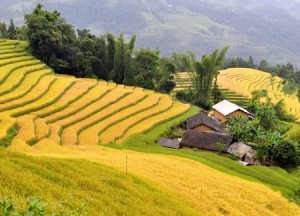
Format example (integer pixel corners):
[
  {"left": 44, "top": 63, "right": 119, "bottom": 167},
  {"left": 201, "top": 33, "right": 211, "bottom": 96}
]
[
  {"left": 218, "top": 68, "right": 300, "bottom": 121},
  {"left": 1, "top": 0, "right": 300, "bottom": 66},
  {"left": 0, "top": 40, "right": 190, "bottom": 146}
]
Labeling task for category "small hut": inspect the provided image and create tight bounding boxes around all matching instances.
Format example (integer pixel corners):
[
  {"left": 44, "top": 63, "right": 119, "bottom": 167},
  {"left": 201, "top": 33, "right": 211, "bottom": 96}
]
[
  {"left": 187, "top": 112, "right": 223, "bottom": 133},
  {"left": 212, "top": 100, "right": 253, "bottom": 123},
  {"left": 157, "top": 137, "right": 181, "bottom": 149},
  {"left": 181, "top": 130, "right": 233, "bottom": 151},
  {"left": 227, "top": 142, "right": 252, "bottom": 158}
]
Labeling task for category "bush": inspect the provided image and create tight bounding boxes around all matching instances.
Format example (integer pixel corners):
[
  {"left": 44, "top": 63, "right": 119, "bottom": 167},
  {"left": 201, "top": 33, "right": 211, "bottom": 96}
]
[
  {"left": 216, "top": 141, "right": 227, "bottom": 155},
  {"left": 271, "top": 140, "right": 299, "bottom": 167}
]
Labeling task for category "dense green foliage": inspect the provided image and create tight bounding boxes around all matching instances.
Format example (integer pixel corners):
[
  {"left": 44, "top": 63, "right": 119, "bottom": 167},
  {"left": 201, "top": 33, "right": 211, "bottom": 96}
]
[
  {"left": 23, "top": 4, "right": 176, "bottom": 93},
  {"left": 226, "top": 101, "right": 300, "bottom": 167},
  {"left": 176, "top": 47, "right": 229, "bottom": 109}
]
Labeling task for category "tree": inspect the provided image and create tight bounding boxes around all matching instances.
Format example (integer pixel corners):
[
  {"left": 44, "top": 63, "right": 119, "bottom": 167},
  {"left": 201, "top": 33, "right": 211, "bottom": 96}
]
[
  {"left": 132, "top": 48, "right": 159, "bottom": 89},
  {"left": 271, "top": 140, "right": 299, "bottom": 167},
  {"left": 25, "top": 4, "right": 76, "bottom": 68},
  {"left": 7, "top": 19, "right": 17, "bottom": 39},
  {"left": 193, "top": 46, "right": 229, "bottom": 109},
  {"left": 109, "top": 34, "right": 136, "bottom": 84},
  {"left": 0, "top": 22, "right": 7, "bottom": 38}
]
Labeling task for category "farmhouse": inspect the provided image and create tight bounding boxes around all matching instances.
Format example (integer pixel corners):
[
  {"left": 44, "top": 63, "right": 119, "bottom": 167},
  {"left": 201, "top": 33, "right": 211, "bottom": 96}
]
[
  {"left": 212, "top": 100, "right": 253, "bottom": 123},
  {"left": 181, "top": 130, "right": 233, "bottom": 151},
  {"left": 186, "top": 112, "right": 223, "bottom": 133}
]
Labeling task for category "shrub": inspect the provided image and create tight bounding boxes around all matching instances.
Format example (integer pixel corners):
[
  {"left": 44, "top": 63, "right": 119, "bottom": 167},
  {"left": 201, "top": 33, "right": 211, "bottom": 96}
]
[
  {"left": 216, "top": 141, "right": 227, "bottom": 155},
  {"left": 271, "top": 140, "right": 299, "bottom": 167}
]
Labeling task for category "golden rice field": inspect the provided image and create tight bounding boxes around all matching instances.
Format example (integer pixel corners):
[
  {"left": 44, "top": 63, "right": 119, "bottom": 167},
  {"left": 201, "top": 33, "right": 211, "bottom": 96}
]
[
  {"left": 173, "top": 72, "right": 251, "bottom": 103},
  {"left": 0, "top": 40, "right": 190, "bottom": 146},
  {"left": 6, "top": 140, "right": 300, "bottom": 215},
  {"left": 1, "top": 40, "right": 299, "bottom": 215},
  {"left": 218, "top": 68, "right": 300, "bottom": 121}
]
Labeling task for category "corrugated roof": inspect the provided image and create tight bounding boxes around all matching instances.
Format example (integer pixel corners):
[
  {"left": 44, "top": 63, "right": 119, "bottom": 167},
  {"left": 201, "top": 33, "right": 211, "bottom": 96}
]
[
  {"left": 158, "top": 137, "right": 181, "bottom": 149},
  {"left": 227, "top": 142, "right": 252, "bottom": 158},
  {"left": 212, "top": 100, "right": 252, "bottom": 116},
  {"left": 187, "top": 112, "right": 223, "bottom": 132}
]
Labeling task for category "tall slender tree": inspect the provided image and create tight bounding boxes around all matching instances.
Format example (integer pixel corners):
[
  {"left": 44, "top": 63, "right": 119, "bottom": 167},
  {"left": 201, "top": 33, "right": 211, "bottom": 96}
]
[
  {"left": 7, "top": 19, "right": 17, "bottom": 39},
  {"left": 193, "top": 46, "right": 229, "bottom": 108}
]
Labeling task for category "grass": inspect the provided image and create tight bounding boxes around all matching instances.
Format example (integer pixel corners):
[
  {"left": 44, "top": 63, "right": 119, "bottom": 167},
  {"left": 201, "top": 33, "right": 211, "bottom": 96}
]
[{"left": 0, "top": 124, "right": 18, "bottom": 147}]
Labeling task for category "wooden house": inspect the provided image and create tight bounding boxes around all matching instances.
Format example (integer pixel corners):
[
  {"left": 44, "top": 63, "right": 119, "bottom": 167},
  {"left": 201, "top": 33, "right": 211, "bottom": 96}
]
[
  {"left": 181, "top": 130, "right": 233, "bottom": 151},
  {"left": 212, "top": 100, "right": 253, "bottom": 123},
  {"left": 186, "top": 112, "right": 223, "bottom": 133}
]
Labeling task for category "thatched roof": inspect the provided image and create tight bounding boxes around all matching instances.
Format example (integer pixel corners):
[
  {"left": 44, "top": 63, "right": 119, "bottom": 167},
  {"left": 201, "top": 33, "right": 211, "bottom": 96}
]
[
  {"left": 187, "top": 112, "right": 223, "bottom": 132},
  {"left": 157, "top": 137, "right": 181, "bottom": 149},
  {"left": 227, "top": 142, "right": 252, "bottom": 158},
  {"left": 213, "top": 100, "right": 252, "bottom": 116},
  {"left": 181, "top": 130, "right": 233, "bottom": 151}
]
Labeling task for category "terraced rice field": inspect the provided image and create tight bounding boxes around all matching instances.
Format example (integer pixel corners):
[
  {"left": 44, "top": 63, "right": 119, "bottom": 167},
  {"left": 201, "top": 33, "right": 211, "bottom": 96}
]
[
  {"left": 1, "top": 40, "right": 299, "bottom": 215},
  {"left": 0, "top": 40, "right": 191, "bottom": 146},
  {"left": 218, "top": 68, "right": 300, "bottom": 121},
  {"left": 173, "top": 72, "right": 250, "bottom": 103}
]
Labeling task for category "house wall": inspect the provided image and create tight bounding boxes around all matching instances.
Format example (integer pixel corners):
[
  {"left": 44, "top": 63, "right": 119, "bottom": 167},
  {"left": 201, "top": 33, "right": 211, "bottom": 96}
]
[
  {"left": 228, "top": 110, "right": 249, "bottom": 120},
  {"left": 213, "top": 110, "right": 226, "bottom": 123},
  {"left": 214, "top": 109, "right": 249, "bottom": 123},
  {"left": 193, "top": 125, "right": 215, "bottom": 132}
]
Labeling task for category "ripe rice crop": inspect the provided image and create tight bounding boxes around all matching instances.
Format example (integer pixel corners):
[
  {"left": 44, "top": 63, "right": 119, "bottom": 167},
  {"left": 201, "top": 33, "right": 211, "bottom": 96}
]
[
  {"left": 0, "top": 57, "right": 37, "bottom": 82},
  {"left": 2, "top": 76, "right": 75, "bottom": 117},
  {"left": 118, "top": 101, "right": 190, "bottom": 143},
  {"left": 14, "top": 114, "right": 36, "bottom": 142},
  {"left": 60, "top": 90, "right": 144, "bottom": 145},
  {"left": 44, "top": 81, "right": 115, "bottom": 123},
  {"left": 0, "top": 75, "right": 57, "bottom": 113},
  {"left": 99, "top": 95, "right": 173, "bottom": 144},
  {"left": 34, "top": 118, "right": 49, "bottom": 140},
  {"left": 218, "top": 68, "right": 300, "bottom": 121},
  {"left": 7, "top": 142, "right": 300, "bottom": 216},
  {"left": 0, "top": 70, "right": 52, "bottom": 104},
  {"left": 33, "top": 79, "right": 97, "bottom": 117},
  {"left": 0, "top": 63, "right": 45, "bottom": 95},
  {"left": 0, "top": 117, "right": 16, "bottom": 140},
  {"left": 78, "top": 93, "right": 160, "bottom": 145}
]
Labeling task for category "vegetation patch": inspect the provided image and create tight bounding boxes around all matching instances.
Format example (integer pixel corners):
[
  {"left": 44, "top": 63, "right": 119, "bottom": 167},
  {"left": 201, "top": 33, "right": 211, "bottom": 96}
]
[{"left": 0, "top": 124, "right": 18, "bottom": 147}]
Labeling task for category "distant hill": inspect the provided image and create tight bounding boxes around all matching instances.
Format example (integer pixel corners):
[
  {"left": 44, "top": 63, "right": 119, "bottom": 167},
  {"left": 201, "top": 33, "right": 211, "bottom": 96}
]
[{"left": 1, "top": 0, "right": 300, "bottom": 66}]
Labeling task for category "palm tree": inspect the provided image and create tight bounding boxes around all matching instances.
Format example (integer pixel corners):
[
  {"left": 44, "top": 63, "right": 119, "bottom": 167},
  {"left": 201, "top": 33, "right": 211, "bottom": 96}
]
[{"left": 193, "top": 46, "right": 229, "bottom": 108}]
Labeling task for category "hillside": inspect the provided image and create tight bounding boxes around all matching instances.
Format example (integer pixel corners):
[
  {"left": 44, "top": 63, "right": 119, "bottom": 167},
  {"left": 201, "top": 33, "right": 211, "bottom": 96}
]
[
  {"left": 1, "top": 0, "right": 300, "bottom": 66},
  {"left": 218, "top": 68, "right": 300, "bottom": 121},
  {"left": 173, "top": 69, "right": 300, "bottom": 121},
  {"left": 5, "top": 141, "right": 300, "bottom": 215},
  {"left": 0, "top": 40, "right": 300, "bottom": 215},
  {"left": 0, "top": 39, "right": 190, "bottom": 146}
]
